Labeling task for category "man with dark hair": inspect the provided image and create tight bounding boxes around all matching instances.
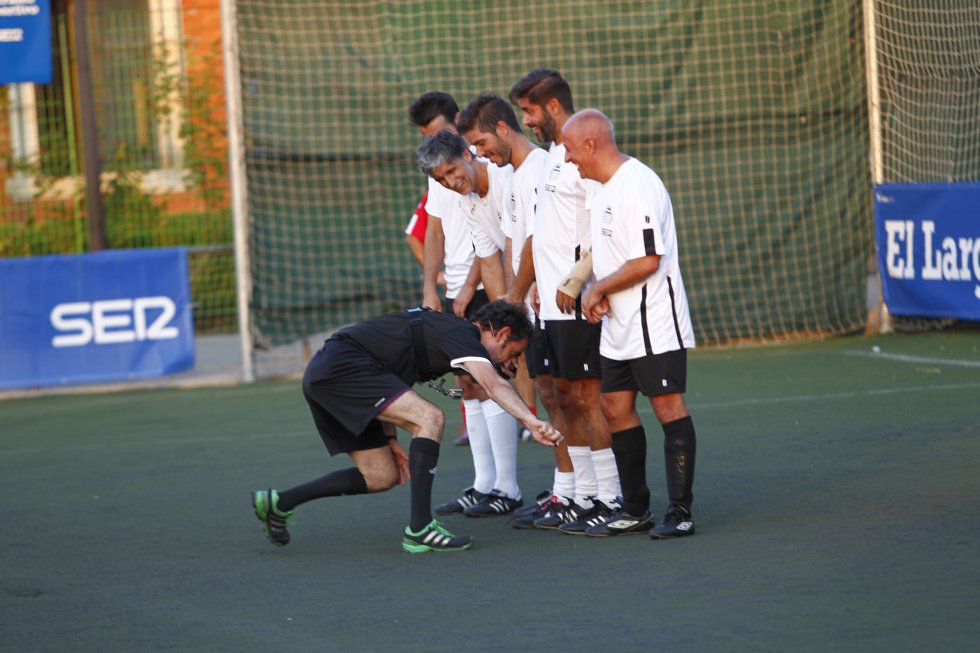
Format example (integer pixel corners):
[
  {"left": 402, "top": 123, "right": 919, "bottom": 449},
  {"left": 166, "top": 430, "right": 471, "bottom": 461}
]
[
  {"left": 251, "top": 300, "right": 563, "bottom": 553},
  {"left": 457, "top": 92, "right": 549, "bottom": 465},
  {"left": 506, "top": 70, "right": 622, "bottom": 534}
]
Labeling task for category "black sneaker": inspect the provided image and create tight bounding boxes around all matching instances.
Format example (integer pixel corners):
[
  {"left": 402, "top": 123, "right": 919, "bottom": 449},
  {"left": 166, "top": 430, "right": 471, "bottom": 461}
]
[
  {"left": 558, "top": 499, "right": 618, "bottom": 535},
  {"left": 513, "top": 490, "right": 551, "bottom": 517},
  {"left": 534, "top": 500, "right": 587, "bottom": 530},
  {"left": 585, "top": 509, "right": 653, "bottom": 537},
  {"left": 464, "top": 490, "right": 524, "bottom": 517},
  {"left": 402, "top": 520, "right": 473, "bottom": 553},
  {"left": 510, "top": 494, "right": 569, "bottom": 529},
  {"left": 435, "top": 487, "right": 486, "bottom": 515},
  {"left": 649, "top": 506, "right": 695, "bottom": 539}
]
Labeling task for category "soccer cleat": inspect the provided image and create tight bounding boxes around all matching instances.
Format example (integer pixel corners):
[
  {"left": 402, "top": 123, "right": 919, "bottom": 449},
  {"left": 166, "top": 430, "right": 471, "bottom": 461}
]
[
  {"left": 558, "top": 499, "right": 618, "bottom": 535},
  {"left": 435, "top": 487, "right": 487, "bottom": 515},
  {"left": 649, "top": 506, "right": 696, "bottom": 539},
  {"left": 402, "top": 520, "right": 473, "bottom": 553},
  {"left": 533, "top": 500, "right": 586, "bottom": 530},
  {"left": 464, "top": 490, "right": 524, "bottom": 517},
  {"left": 585, "top": 509, "right": 653, "bottom": 537},
  {"left": 252, "top": 489, "right": 294, "bottom": 547},
  {"left": 513, "top": 490, "right": 552, "bottom": 517},
  {"left": 510, "top": 494, "right": 569, "bottom": 529}
]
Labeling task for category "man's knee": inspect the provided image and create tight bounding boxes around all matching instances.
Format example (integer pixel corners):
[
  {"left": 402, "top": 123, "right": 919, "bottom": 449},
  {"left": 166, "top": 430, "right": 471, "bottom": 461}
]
[
  {"left": 651, "top": 393, "right": 688, "bottom": 424},
  {"left": 554, "top": 377, "right": 596, "bottom": 413}
]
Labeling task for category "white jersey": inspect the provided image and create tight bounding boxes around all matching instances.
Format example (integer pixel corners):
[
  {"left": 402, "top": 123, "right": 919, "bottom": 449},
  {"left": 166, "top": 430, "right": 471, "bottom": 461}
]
[
  {"left": 503, "top": 147, "right": 547, "bottom": 276},
  {"left": 532, "top": 142, "right": 597, "bottom": 321},
  {"left": 425, "top": 177, "right": 480, "bottom": 299},
  {"left": 461, "top": 161, "right": 511, "bottom": 258},
  {"left": 590, "top": 157, "right": 695, "bottom": 359}
]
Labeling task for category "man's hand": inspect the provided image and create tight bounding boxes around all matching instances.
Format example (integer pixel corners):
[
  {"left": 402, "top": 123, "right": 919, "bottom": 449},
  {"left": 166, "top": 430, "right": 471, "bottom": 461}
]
[
  {"left": 527, "top": 418, "right": 564, "bottom": 447},
  {"left": 581, "top": 284, "right": 610, "bottom": 324},
  {"left": 423, "top": 288, "right": 442, "bottom": 312},
  {"left": 556, "top": 289, "right": 577, "bottom": 314},
  {"left": 529, "top": 283, "right": 540, "bottom": 316},
  {"left": 453, "top": 284, "right": 476, "bottom": 317},
  {"left": 388, "top": 438, "right": 410, "bottom": 485}
]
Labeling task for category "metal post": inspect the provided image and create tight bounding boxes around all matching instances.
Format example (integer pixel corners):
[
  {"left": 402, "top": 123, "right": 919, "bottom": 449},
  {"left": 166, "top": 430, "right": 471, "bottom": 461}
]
[
  {"left": 220, "top": 0, "right": 255, "bottom": 382},
  {"left": 72, "top": 0, "right": 106, "bottom": 251},
  {"left": 862, "top": 0, "right": 891, "bottom": 334}
]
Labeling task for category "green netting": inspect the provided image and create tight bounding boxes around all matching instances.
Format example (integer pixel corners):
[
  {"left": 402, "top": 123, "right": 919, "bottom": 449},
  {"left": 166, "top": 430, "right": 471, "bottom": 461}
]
[{"left": 235, "top": 0, "right": 873, "bottom": 347}]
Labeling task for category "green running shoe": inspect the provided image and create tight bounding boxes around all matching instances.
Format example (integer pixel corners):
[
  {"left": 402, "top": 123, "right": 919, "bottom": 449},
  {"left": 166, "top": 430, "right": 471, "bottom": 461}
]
[
  {"left": 252, "top": 489, "right": 293, "bottom": 547},
  {"left": 402, "top": 520, "right": 473, "bottom": 553}
]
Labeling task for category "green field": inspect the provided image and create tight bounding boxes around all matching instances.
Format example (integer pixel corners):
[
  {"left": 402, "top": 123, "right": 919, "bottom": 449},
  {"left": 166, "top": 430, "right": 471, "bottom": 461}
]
[{"left": 1, "top": 332, "right": 978, "bottom": 652}]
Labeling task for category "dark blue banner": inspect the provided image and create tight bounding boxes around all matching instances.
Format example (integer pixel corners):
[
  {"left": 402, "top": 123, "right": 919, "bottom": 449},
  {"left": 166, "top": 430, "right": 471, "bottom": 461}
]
[
  {"left": 0, "top": 248, "right": 195, "bottom": 390},
  {"left": 0, "top": 0, "right": 52, "bottom": 85},
  {"left": 875, "top": 183, "right": 980, "bottom": 320}
]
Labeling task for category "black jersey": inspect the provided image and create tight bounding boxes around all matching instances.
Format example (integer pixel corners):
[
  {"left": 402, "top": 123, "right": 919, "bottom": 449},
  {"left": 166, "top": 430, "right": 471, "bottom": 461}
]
[{"left": 329, "top": 309, "right": 491, "bottom": 386}]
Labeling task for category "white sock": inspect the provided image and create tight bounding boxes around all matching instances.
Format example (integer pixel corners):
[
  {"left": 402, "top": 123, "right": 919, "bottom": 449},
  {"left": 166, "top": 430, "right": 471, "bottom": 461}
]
[
  {"left": 553, "top": 469, "right": 575, "bottom": 503},
  {"left": 481, "top": 399, "right": 520, "bottom": 499},
  {"left": 591, "top": 447, "right": 622, "bottom": 506},
  {"left": 568, "top": 445, "right": 598, "bottom": 508},
  {"left": 463, "top": 399, "right": 495, "bottom": 494}
]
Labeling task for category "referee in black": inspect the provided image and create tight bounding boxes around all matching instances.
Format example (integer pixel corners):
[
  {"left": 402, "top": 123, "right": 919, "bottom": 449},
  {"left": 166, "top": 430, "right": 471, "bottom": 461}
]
[{"left": 252, "top": 300, "right": 563, "bottom": 553}]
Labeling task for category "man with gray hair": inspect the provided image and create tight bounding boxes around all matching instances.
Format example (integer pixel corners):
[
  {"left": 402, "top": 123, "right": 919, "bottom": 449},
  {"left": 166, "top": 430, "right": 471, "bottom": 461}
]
[{"left": 417, "top": 129, "right": 527, "bottom": 518}]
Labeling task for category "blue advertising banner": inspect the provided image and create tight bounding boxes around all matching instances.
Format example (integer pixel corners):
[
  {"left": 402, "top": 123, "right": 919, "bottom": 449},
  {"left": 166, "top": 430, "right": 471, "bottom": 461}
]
[
  {"left": 875, "top": 183, "right": 980, "bottom": 320},
  {"left": 0, "top": 248, "right": 195, "bottom": 390},
  {"left": 0, "top": 0, "right": 52, "bottom": 85}
]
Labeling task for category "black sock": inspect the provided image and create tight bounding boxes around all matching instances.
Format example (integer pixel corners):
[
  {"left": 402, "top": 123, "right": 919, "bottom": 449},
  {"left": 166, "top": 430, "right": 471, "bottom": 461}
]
[
  {"left": 277, "top": 467, "right": 368, "bottom": 512},
  {"left": 663, "top": 416, "right": 696, "bottom": 513},
  {"left": 611, "top": 425, "right": 650, "bottom": 516},
  {"left": 408, "top": 437, "right": 440, "bottom": 532}
]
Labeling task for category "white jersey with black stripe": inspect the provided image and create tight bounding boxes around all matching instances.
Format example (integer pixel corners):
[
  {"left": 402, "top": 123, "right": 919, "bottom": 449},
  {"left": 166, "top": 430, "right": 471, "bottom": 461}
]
[
  {"left": 590, "top": 157, "right": 695, "bottom": 359},
  {"left": 532, "top": 142, "right": 597, "bottom": 321}
]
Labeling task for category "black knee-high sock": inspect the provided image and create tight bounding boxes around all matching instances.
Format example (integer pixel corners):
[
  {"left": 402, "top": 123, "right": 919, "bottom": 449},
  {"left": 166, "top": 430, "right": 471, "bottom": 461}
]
[
  {"left": 277, "top": 467, "right": 368, "bottom": 512},
  {"left": 408, "top": 437, "right": 440, "bottom": 532},
  {"left": 611, "top": 426, "right": 650, "bottom": 516},
  {"left": 663, "top": 416, "right": 696, "bottom": 513}
]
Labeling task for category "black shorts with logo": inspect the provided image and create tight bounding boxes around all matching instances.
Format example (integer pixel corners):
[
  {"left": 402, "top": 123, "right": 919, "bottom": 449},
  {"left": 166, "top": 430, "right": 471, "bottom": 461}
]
[
  {"left": 302, "top": 338, "right": 411, "bottom": 455},
  {"left": 525, "top": 316, "right": 549, "bottom": 378},
  {"left": 600, "top": 348, "right": 687, "bottom": 396},
  {"left": 536, "top": 319, "right": 602, "bottom": 380}
]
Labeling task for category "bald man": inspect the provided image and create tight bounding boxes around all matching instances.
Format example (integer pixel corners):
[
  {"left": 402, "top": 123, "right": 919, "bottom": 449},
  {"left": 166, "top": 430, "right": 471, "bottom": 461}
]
[{"left": 562, "top": 109, "right": 699, "bottom": 539}]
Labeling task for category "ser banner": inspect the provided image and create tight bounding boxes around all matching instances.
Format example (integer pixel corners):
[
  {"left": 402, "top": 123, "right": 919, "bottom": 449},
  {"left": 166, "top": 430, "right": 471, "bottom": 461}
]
[
  {"left": 875, "top": 183, "right": 980, "bottom": 320},
  {"left": 0, "top": 248, "right": 195, "bottom": 390},
  {"left": 0, "top": 0, "right": 52, "bottom": 84}
]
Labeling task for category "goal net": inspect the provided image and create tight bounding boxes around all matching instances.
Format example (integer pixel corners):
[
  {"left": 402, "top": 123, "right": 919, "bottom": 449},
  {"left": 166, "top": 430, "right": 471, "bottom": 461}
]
[{"left": 231, "top": 0, "right": 873, "bottom": 349}]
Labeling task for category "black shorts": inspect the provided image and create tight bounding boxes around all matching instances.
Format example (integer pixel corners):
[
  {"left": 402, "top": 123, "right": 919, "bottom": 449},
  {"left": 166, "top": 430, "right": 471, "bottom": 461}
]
[
  {"left": 525, "top": 316, "right": 550, "bottom": 378},
  {"left": 302, "top": 338, "right": 411, "bottom": 455},
  {"left": 443, "top": 289, "right": 489, "bottom": 377},
  {"left": 540, "top": 319, "right": 602, "bottom": 380},
  {"left": 600, "top": 348, "right": 688, "bottom": 396}
]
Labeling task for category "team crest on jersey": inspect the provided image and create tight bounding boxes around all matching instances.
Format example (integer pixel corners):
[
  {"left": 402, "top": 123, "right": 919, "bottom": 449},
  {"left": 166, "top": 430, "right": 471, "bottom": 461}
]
[
  {"left": 601, "top": 206, "right": 613, "bottom": 237},
  {"left": 544, "top": 164, "right": 560, "bottom": 192}
]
